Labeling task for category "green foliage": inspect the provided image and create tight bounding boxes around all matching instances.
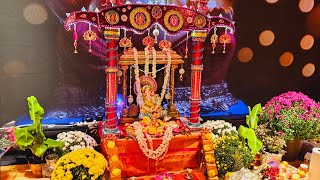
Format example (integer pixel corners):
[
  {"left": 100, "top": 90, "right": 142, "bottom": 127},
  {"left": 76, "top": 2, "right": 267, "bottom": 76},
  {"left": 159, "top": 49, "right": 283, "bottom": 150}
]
[
  {"left": 238, "top": 104, "right": 263, "bottom": 155},
  {"left": 255, "top": 123, "right": 286, "bottom": 153},
  {"left": 14, "top": 96, "right": 64, "bottom": 157},
  {"left": 214, "top": 133, "right": 253, "bottom": 177}
]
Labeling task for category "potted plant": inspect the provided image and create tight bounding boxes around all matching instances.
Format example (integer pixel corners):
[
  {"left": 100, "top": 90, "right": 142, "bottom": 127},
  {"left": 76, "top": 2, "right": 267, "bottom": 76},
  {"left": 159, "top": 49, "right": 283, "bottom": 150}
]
[
  {"left": 238, "top": 104, "right": 263, "bottom": 156},
  {"left": 14, "top": 96, "right": 64, "bottom": 177},
  {"left": 255, "top": 123, "right": 286, "bottom": 164},
  {"left": 259, "top": 91, "right": 320, "bottom": 161}
]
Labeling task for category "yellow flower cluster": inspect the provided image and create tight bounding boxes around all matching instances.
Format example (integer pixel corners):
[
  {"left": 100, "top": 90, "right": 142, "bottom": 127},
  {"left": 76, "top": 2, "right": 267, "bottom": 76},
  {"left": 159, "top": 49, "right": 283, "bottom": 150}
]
[
  {"left": 140, "top": 116, "right": 168, "bottom": 136},
  {"left": 51, "top": 148, "right": 108, "bottom": 180},
  {"left": 213, "top": 135, "right": 238, "bottom": 149}
]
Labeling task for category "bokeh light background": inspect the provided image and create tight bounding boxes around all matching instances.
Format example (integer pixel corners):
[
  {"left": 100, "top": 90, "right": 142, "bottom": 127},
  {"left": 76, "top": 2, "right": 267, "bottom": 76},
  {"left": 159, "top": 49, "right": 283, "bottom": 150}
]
[{"left": 0, "top": 0, "right": 319, "bottom": 125}]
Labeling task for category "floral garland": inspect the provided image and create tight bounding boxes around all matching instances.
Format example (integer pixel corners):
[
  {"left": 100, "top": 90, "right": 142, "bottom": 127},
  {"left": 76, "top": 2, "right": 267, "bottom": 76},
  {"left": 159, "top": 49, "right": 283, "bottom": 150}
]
[
  {"left": 133, "top": 48, "right": 144, "bottom": 107},
  {"left": 152, "top": 47, "right": 157, "bottom": 78},
  {"left": 157, "top": 48, "right": 171, "bottom": 108},
  {"left": 131, "top": 121, "right": 174, "bottom": 160},
  {"left": 133, "top": 47, "right": 172, "bottom": 109},
  {"left": 144, "top": 46, "right": 149, "bottom": 76}
]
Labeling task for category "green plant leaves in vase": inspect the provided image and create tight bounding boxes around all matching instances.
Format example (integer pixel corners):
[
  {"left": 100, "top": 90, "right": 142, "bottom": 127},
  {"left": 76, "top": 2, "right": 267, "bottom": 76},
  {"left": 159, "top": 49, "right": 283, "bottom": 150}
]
[
  {"left": 238, "top": 103, "right": 263, "bottom": 155},
  {"left": 14, "top": 96, "right": 64, "bottom": 157}
]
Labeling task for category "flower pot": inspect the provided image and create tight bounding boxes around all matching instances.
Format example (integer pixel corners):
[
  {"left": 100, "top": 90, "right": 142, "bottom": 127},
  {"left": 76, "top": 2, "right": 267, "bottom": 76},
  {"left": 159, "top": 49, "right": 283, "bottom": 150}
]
[
  {"left": 29, "top": 163, "right": 43, "bottom": 178},
  {"left": 42, "top": 154, "right": 59, "bottom": 178},
  {"left": 284, "top": 139, "right": 304, "bottom": 161},
  {"left": 262, "top": 152, "right": 283, "bottom": 164}
]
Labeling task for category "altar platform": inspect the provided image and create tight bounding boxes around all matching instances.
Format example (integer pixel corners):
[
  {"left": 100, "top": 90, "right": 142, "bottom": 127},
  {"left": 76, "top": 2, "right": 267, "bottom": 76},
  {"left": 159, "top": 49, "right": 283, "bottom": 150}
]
[{"left": 101, "top": 132, "right": 203, "bottom": 178}]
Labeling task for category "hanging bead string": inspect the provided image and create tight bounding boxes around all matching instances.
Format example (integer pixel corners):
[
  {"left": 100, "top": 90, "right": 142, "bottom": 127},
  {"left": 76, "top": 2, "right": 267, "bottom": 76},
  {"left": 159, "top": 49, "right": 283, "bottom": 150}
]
[{"left": 128, "top": 65, "right": 133, "bottom": 105}]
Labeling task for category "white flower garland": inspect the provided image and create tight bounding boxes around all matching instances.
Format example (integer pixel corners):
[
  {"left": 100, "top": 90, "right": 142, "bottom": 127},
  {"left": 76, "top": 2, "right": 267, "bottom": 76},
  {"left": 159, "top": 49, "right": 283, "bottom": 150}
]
[
  {"left": 133, "top": 48, "right": 144, "bottom": 107},
  {"left": 144, "top": 46, "right": 150, "bottom": 76},
  {"left": 158, "top": 48, "right": 172, "bottom": 108},
  {"left": 132, "top": 121, "right": 174, "bottom": 160},
  {"left": 152, "top": 47, "right": 157, "bottom": 78},
  {"left": 133, "top": 47, "right": 172, "bottom": 109}
]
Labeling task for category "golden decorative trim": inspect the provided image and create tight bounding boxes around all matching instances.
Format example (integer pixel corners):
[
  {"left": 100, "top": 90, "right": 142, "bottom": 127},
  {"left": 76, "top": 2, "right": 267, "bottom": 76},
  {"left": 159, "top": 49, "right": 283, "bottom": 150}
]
[
  {"left": 151, "top": 6, "right": 162, "bottom": 19},
  {"left": 191, "top": 64, "right": 204, "bottom": 71},
  {"left": 164, "top": 10, "right": 184, "bottom": 32},
  {"left": 130, "top": 7, "right": 151, "bottom": 30},
  {"left": 105, "top": 67, "right": 119, "bottom": 73},
  {"left": 105, "top": 10, "right": 120, "bottom": 25},
  {"left": 194, "top": 15, "right": 206, "bottom": 28}
]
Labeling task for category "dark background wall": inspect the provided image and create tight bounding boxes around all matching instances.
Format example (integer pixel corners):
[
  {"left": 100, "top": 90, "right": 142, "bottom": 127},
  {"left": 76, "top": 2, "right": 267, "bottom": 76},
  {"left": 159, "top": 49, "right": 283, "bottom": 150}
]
[{"left": 0, "top": 0, "right": 319, "bottom": 126}]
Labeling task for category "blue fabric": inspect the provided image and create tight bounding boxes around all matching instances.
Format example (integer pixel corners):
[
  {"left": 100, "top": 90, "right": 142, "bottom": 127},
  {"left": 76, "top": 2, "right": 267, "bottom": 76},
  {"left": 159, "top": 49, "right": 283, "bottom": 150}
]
[
  {"left": 15, "top": 115, "right": 82, "bottom": 126},
  {"left": 180, "top": 100, "right": 248, "bottom": 119}
]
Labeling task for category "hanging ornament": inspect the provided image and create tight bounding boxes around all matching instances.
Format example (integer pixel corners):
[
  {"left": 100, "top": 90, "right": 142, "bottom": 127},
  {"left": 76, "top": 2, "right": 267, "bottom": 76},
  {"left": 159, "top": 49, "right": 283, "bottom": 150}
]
[
  {"left": 185, "top": 32, "right": 188, "bottom": 58},
  {"left": 210, "top": 27, "right": 218, "bottom": 54},
  {"left": 159, "top": 39, "right": 172, "bottom": 50},
  {"left": 117, "top": 70, "right": 123, "bottom": 84},
  {"left": 179, "top": 65, "right": 185, "bottom": 81},
  {"left": 219, "top": 27, "right": 231, "bottom": 53},
  {"left": 73, "top": 24, "right": 78, "bottom": 53},
  {"left": 142, "top": 36, "right": 156, "bottom": 47},
  {"left": 165, "top": 92, "right": 171, "bottom": 100},
  {"left": 128, "top": 66, "right": 134, "bottom": 104},
  {"left": 119, "top": 29, "right": 132, "bottom": 51},
  {"left": 153, "top": 25, "right": 160, "bottom": 43},
  {"left": 83, "top": 24, "right": 97, "bottom": 53}
]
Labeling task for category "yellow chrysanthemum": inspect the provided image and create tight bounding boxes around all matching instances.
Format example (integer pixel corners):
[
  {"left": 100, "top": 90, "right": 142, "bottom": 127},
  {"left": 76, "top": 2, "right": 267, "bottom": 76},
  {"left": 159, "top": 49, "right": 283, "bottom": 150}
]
[
  {"left": 107, "top": 141, "right": 116, "bottom": 149},
  {"left": 205, "top": 133, "right": 213, "bottom": 140},
  {"left": 51, "top": 148, "right": 108, "bottom": 180},
  {"left": 111, "top": 168, "right": 121, "bottom": 177},
  {"left": 205, "top": 155, "right": 215, "bottom": 163},
  {"left": 203, "top": 145, "right": 211, "bottom": 152},
  {"left": 110, "top": 155, "right": 119, "bottom": 162},
  {"left": 208, "top": 170, "right": 217, "bottom": 177}
]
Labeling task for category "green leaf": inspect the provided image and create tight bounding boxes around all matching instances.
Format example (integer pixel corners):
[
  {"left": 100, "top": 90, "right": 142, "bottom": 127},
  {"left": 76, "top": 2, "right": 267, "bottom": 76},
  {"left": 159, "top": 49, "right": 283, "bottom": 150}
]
[
  {"left": 238, "top": 125, "right": 248, "bottom": 138},
  {"left": 14, "top": 128, "right": 35, "bottom": 150},
  {"left": 238, "top": 125, "right": 263, "bottom": 155},
  {"left": 44, "top": 138, "right": 64, "bottom": 149},
  {"left": 27, "top": 96, "right": 44, "bottom": 124},
  {"left": 246, "top": 103, "right": 262, "bottom": 129},
  {"left": 31, "top": 144, "right": 48, "bottom": 157},
  {"left": 246, "top": 129, "right": 263, "bottom": 155},
  {"left": 246, "top": 106, "right": 251, "bottom": 127}
]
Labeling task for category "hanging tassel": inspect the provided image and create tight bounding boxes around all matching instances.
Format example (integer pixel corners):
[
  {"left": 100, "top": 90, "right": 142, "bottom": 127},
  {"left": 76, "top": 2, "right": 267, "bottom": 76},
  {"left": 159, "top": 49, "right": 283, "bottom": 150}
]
[
  {"left": 73, "top": 24, "right": 78, "bottom": 53},
  {"left": 211, "top": 27, "right": 218, "bottom": 54},
  {"left": 185, "top": 32, "right": 188, "bottom": 58},
  {"left": 219, "top": 27, "right": 231, "bottom": 54}
]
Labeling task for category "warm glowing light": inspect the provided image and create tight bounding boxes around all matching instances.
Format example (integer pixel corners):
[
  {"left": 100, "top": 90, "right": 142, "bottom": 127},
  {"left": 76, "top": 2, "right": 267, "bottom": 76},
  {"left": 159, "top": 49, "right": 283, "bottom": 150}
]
[
  {"left": 265, "top": 0, "right": 279, "bottom": 4},
  {"left": 299, "top": 0, "right": 314, "bottom": 13},
  {"left": 306, "top": 6, "right": 320, "bottom": 37},
  {"left": 300, "top": 34, "right": 314, "bottom": 50},
  {"left": 3, "top": 61, "right": 27, "bottom": 76},
  {"left": 302, "top": 63, "right": 315, "bottom": 77},
  {"left": 279, "top": 52, "right": 294, "bottom": 67},
  {"left": 259, "top": 30, "right": 275, "bottom": 46},
  {"left": 237, "top": 47, "right": 253, "bottom": 63},
  {"left": 24, "top": 3, "right": 48, "bottom": 25}
]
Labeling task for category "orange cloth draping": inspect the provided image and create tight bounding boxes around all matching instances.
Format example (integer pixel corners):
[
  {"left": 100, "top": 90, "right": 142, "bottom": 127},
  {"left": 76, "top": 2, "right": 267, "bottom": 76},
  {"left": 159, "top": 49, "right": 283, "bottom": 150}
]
[
  {"left": 0, "top": 164, "right": 49, "bottom": 180},
  {"left": 102, "top": 132, "right": 203, "bottom": 177}
]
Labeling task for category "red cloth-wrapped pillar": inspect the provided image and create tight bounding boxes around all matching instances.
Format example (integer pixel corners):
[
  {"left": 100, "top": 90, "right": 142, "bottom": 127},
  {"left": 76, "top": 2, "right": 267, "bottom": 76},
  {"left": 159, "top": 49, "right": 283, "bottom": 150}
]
[
  {"left": 104, "top": 28, "right": 120, "bottom": 134},
  {"left": 189, "top": 30, "right": 206, "bottom": 127}
]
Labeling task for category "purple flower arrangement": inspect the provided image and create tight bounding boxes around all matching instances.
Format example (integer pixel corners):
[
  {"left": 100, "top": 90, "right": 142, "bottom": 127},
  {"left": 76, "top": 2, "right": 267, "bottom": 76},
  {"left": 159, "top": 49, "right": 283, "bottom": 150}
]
[{"left": 260, "top": 91, "right": 320, "bottom": 140}]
